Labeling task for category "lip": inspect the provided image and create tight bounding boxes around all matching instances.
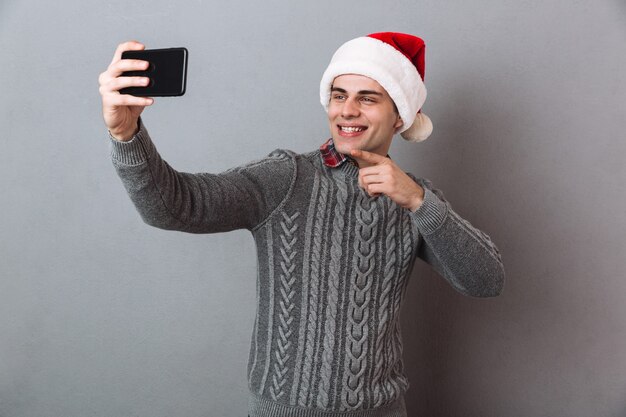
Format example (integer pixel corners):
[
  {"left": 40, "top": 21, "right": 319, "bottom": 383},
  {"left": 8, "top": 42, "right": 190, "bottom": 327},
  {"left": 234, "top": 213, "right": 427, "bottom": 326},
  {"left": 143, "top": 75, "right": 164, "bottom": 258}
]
[{"left": 337, "top": 124, "right": 368, "bottom": 138}]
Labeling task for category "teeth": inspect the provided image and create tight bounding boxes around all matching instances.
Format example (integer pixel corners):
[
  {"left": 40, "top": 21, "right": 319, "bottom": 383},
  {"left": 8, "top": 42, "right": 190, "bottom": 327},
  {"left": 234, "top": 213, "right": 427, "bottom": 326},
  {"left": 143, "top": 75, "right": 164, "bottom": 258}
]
[{"left": 340, "top": 126, "right": 365, "bottom": 133}]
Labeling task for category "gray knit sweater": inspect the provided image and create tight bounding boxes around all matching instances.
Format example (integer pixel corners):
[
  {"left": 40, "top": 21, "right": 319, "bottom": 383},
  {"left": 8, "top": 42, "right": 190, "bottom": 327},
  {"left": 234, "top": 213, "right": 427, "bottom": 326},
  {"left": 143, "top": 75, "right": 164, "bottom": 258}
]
[{"left": 109, "top": 119, "right": 505, "bottom": 417}]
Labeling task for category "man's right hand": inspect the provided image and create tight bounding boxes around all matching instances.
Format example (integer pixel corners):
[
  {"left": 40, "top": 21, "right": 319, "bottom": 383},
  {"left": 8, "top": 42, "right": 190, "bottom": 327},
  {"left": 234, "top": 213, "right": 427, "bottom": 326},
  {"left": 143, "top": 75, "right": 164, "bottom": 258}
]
[{"left": 98, "top": 41, "right": 154, "bottom": 142}]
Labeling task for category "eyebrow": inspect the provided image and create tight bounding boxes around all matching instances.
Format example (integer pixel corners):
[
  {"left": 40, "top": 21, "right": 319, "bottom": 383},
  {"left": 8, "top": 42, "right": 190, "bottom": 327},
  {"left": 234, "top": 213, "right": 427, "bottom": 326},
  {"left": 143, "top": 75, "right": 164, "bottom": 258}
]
[{"left": 331, "top": 87, "right": 383, "bottom": 96}]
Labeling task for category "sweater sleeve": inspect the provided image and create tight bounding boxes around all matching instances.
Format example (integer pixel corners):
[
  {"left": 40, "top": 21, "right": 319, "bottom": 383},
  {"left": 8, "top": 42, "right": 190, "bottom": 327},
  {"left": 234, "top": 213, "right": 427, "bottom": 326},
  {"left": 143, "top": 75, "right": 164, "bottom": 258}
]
[
  {"left": 109, "top": 118, "right": 295, "bottom": 233},
  {"left": 408, "top": 176, "right": 505, "bottom": 298}
]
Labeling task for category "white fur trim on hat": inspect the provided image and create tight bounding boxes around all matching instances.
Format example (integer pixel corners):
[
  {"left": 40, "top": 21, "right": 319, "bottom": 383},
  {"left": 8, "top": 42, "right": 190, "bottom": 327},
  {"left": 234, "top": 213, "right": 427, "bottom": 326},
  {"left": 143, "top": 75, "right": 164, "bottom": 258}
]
[{"left": 320, "top": 36, "right": 427, "bottom": 137}]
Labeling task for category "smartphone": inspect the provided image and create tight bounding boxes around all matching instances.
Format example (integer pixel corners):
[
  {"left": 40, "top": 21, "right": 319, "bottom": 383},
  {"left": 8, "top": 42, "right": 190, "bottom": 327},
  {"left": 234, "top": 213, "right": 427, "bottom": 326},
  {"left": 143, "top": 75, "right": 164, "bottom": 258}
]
[{"left": 120, "top": 47, "right": 188, "bottom": 97}]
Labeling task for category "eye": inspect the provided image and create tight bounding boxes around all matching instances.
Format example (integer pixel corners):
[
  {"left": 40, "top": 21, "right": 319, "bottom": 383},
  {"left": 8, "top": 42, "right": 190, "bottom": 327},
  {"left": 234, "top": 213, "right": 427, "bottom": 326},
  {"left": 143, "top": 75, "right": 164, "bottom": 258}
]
[
  {"left": 361, "top": 97, "right": 375, "bottom": 103},
  {"left": 332, "top": 94, "right": 346, "bottom": 101}
]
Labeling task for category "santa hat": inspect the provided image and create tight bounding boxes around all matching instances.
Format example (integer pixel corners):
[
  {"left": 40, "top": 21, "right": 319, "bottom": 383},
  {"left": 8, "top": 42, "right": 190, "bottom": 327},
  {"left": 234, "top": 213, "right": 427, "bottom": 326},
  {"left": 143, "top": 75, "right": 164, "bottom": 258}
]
[{"left": 320, "top": 32, "right": 433, "bottom": 142}]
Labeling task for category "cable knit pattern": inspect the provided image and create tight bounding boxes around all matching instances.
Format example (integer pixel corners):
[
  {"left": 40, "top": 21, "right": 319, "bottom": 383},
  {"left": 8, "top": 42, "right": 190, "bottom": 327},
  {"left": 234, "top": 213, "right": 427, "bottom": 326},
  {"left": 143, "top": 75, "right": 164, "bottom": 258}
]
[
  {"left": 290, "top": 171, "right": 321, "bottom": 405},
  {"left": 372, "top": 199, "right": 398, "bottom": 407},
  {"left": 297, "top": 176, "right": 329, "bottom": 407},
  {"left": 270, "top": 211, "right": 300, "bottom": 401},
  {"left": 316, "top": 179, "right": 349, "bottom": 410},
  {"left": 258, "top": 222, "right": 276, "bottom": 396},
  {"left": 341, "top": 191, "right": 379, "bottom": 410},
  {"left": 390, "top": 212, "right": 414, "bottom": 395},
  {"left": 109, "top": 121, "right": 505, "bottom": 417}
]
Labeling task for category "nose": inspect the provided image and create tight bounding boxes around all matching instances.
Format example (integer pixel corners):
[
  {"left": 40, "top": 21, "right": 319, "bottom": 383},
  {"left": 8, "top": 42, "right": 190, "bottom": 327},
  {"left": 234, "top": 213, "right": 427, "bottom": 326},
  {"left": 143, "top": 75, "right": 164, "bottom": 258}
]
[{"left": 341, "top": 98, "right": 360, "bottom": 118}]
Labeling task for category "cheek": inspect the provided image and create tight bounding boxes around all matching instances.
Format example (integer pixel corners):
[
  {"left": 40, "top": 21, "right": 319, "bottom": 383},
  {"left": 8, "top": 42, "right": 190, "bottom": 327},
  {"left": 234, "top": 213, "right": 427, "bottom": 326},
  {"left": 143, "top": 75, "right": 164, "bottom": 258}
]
[
  {"left": 364, "top": 111, "right": 389, "bottom": 130},
  {"left": 327, "top": 102, "right": 341, "bottom": 119},
  {"left": 381, "top": 112, "right": 400, "bottom": 130}
]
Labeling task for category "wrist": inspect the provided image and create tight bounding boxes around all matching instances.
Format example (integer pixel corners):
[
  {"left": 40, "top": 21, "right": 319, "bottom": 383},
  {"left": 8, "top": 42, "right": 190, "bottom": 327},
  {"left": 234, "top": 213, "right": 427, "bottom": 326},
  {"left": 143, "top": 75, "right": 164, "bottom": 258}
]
[
  {"left": 409, "top": 185, "right": 425, "bottom": 212},
  {"left": 110, "top": 130, "right": 136, "bottom": 142},
  {"left": 110, "top": 123, "right": 139, "bottom": 142}
]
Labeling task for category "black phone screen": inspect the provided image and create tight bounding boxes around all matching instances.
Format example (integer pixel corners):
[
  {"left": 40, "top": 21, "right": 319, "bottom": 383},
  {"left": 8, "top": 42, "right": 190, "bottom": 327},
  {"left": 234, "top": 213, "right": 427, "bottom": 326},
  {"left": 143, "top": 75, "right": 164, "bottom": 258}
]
[{"left": 120, "top": 47, "right": 188, "bottom": 97}]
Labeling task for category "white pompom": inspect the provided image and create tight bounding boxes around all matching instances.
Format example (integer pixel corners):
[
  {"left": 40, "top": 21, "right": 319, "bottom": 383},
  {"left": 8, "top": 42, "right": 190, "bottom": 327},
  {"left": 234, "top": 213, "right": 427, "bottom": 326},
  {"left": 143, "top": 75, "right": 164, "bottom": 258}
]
[{"left": 401, "top": 112, "right": 433, "bottom": 142}]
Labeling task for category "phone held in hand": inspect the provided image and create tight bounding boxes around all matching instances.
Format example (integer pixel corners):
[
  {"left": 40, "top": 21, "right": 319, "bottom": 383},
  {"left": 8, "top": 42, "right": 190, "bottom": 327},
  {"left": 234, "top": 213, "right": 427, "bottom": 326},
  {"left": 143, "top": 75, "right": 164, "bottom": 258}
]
[{"left": 120, "top": 47, "right": 188, "bottom": 97}]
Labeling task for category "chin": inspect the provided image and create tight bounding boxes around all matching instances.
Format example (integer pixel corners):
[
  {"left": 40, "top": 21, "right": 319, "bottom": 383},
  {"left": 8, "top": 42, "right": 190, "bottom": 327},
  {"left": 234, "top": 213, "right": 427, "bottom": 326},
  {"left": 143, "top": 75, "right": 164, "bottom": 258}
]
[
  {"left": 333, "top": 137, "right": 362, "bottom": 155},
  {"left": 334, "top": 142, "right": 356, "bottom": 156}
]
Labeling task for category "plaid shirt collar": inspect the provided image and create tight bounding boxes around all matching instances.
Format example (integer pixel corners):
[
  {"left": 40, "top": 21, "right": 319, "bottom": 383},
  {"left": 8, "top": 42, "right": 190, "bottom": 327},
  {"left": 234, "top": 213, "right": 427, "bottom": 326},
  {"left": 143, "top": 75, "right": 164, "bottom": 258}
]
[
  {"left": 319, "top": 138, "right": 359, "bottom": 168},
  {"left": 319, "top": 138, "right": 391, "bottom": 168}
]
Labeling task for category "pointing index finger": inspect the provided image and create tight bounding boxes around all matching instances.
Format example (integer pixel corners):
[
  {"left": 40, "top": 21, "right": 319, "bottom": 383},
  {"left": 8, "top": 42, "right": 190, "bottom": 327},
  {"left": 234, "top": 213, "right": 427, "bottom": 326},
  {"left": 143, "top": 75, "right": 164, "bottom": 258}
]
[{"left": 351, "top": 149, "right": 387, "bottom": 165}]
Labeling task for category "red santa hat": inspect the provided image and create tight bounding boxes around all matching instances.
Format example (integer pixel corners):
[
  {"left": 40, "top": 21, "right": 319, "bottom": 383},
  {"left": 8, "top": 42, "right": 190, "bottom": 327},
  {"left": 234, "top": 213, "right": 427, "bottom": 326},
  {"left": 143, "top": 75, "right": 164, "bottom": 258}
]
[{"left": 320, "top": 32, "right": 433, "bottom": 142}]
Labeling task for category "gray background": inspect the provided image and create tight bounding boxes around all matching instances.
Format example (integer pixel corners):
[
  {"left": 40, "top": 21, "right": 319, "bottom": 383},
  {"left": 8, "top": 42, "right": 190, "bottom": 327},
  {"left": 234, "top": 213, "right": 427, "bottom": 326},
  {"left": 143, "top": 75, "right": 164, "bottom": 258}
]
[{"left": 1, "top": 0, "right": 625, "bottom": 416}]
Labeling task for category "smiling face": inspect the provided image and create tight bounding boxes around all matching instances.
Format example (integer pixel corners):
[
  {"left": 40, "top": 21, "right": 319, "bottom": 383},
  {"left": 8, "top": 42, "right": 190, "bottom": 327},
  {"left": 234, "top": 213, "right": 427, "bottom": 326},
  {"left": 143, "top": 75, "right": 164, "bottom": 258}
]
[{"left": 327, "top": 74, "right": 404, "bottom": 166}]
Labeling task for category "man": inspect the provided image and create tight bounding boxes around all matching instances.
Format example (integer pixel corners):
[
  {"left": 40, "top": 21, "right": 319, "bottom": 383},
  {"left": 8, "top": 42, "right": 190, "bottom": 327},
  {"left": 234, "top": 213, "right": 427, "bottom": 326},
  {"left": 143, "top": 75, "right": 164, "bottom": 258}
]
[{"left": 99, "top": 32, "right": 504, "bottom": 417}]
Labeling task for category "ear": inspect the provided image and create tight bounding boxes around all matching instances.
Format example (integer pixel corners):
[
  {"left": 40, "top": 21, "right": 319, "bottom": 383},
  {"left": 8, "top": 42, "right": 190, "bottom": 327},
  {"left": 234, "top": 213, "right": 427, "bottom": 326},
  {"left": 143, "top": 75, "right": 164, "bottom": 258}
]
[{"left": 393, "top": 115, "right": 404, "bottom": 133}]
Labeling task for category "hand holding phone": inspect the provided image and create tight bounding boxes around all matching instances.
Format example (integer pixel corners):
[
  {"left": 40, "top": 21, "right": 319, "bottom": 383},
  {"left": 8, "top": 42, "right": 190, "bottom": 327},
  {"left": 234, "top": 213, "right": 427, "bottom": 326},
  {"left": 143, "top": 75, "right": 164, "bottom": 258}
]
[
  {"left": 99, "top": 41, "right": 155, "bottom": 141},
  {"left": 98, "top": 42, "right": 188, "bottom": 141}
]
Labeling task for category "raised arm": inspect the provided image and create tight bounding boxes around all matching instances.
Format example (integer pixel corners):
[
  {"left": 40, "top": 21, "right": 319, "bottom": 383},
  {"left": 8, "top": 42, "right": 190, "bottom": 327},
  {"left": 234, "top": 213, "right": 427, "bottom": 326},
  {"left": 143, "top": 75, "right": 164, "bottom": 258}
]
[
  {"left": 100, "top": 41, "right": 295, "bottom": 233},
  {"left": 109, "top": 119, "right": 295, "bottom": 233}
]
